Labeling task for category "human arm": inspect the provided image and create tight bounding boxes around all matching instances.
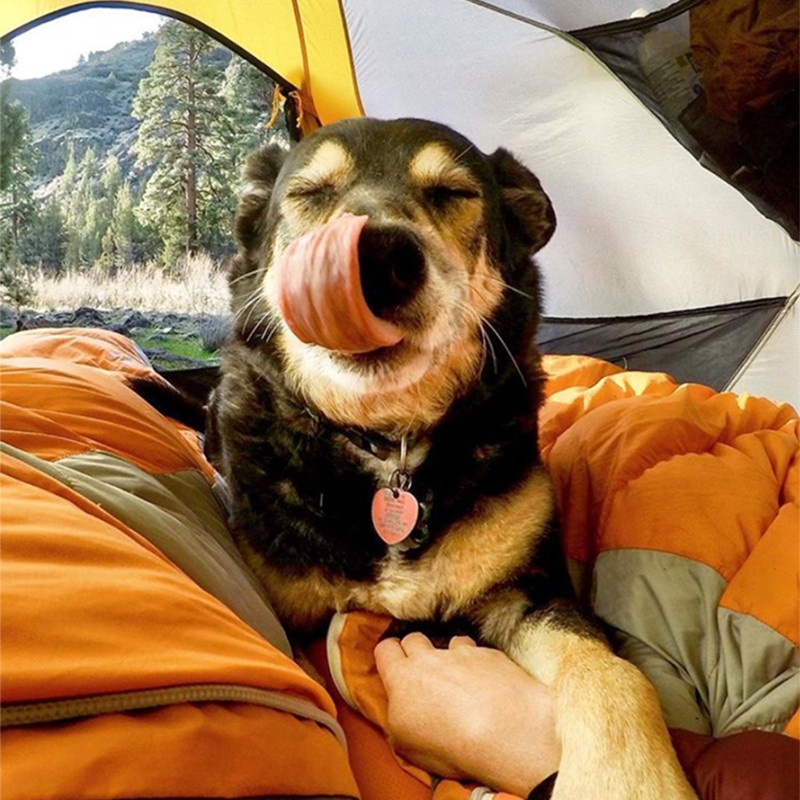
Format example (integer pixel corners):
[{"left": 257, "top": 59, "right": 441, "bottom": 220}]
[{"left": 373, "top": 632, "right": 561, "bottom": 798}]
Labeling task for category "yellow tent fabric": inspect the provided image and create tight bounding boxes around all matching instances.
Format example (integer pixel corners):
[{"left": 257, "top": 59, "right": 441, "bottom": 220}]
[{"left": 0, "top": 0, "right": 364, "bottom": 129}]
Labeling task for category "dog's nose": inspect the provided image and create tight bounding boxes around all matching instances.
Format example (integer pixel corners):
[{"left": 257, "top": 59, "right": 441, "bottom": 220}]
[{"left": 358, "top": 224, "right": 426, "bottom": 320}]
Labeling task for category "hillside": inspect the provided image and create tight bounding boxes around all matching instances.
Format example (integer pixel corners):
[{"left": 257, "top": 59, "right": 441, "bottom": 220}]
[
  {"left": 0, "top": 21, "right": 285, "bottom": 275},
  {"left": 4, "top": 35, "right": 228, "bottom": 190}
]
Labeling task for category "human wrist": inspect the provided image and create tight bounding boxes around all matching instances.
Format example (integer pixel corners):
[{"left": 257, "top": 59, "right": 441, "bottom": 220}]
[{"left": 467, "top": 682, "right": 561, "bottom": 796}]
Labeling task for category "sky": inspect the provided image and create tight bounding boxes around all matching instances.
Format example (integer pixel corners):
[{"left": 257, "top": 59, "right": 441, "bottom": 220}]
[{"left": 9, "top": 8, "right": 165, "bottom": 80}]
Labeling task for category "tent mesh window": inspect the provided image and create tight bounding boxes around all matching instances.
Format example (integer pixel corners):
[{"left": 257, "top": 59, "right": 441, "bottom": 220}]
[{"left": 573, "top": 1, "right": 799, "bottom": 240}]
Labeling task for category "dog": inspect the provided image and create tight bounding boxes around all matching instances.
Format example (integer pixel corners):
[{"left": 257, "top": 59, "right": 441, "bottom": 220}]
[{"left": 185, "top": 117, "right": 697, "bottom": 799}]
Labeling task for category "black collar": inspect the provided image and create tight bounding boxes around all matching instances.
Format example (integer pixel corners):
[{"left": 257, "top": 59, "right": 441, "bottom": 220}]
[
  {"left": 304, "top": 407, "right": 415, "bottom": 462},
  {"left": 303, "top": 407, "right": 431, "bottom": 548},
  {"left": 338, "top": 425, "right": 399, "bottom": 461}
]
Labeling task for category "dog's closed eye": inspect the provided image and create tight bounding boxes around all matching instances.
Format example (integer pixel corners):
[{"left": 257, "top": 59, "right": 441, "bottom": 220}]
[
  {"left": 286, "top": 180, "right": 338, "bottom": 202},
  {"left": 423, "top": 184, "right": 482, "bottom": 207}
]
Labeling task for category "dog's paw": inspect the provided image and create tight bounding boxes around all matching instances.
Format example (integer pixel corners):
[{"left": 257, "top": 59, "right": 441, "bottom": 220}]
[{"left": 506, "top": 625, "right": 698, "bottom": 800}]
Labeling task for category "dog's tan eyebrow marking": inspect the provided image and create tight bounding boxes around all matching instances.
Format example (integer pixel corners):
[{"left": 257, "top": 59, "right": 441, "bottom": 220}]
[
  {"left": 288, "top": 140, "right": 355, "bottom": 190},
  {"left": 409, "top": 143, "right": 480, "bottom": 190}
]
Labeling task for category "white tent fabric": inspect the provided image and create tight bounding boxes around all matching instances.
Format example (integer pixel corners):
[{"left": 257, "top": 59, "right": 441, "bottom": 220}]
[
  {"left": 728, "top": 296, "right": 800, "bottom": 406},
  {"left": 342, "top": 0, "right": 800, "bottom": 406},
  {"left": 472, "top": 0, "right": 677, "bottom": 31},
  {"left": 345, "top": 0, "right": 798, "bottom": 316}
]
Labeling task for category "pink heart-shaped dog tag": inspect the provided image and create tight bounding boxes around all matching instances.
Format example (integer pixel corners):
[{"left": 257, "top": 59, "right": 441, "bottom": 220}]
[{"left": 371, "top": 488, "right": 419, "bottom": 545}]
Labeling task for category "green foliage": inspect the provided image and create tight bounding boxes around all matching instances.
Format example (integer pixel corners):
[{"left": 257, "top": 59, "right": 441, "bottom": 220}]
[
  {"left": 98, "top": 180, "right": 137, "bottom": 273},
  {"left": 0, "top": 101, "right": 37, "bottom": 237},
  {"left": 18, "top": 196, "right": 67, "bottom": 272},
  {"left": 4, "top": 37, "right": 159, "bottom": 184},
  {"left": 133, "top": 20, "right": 240, "bottom": 265},
  {"left": 222, "top": 57, "right": 288, "bottom": 154},
  {"left": 0, "top": 258, "right": 35, "bottom": 309},
  {"left": 2, "top": 18, "right": 286, "bottom": 289},
  {"left": 1, "top": 45, "right": 38, "bottom": 282},
  {"left": 139, "top": 325, "right": 217, "bottom": 367},
  {"left": 0, "top": 40, "right": 15, "bottom": 72}
]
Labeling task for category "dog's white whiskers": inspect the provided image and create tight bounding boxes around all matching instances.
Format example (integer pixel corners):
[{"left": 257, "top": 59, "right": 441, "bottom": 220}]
[
  {"left": 232, "top": 285, "right": 261, "bottom": 319},
  {"left": 262, "top": 315, "right": 282, "bottom": 343},
  {"left": 244, "top": 312, "right": 264, "bottom": 343},
  {"left": 456, "top": 302, "right": 488, "bottom": 373},
  {"left": 452, "top": 143, "right": 475, "bottom": 164},
  {"left": 247, "top": 311, "right": 281, "bottom": 344},
  {"left": 484, "top": 274, "right": 536, "bottom": 302},
  {"left": 476, "top": 321, "right": 491, "bottom": 374},
  {"left": 228, "top": 270, "right": 259, "bottom": 287},
  {"left": 454, "top": 299, "right": 495, "bottom": 376},
  {"left": 464, "top": 286, "right": 528, "bottom": 384},
  {"left": 480, "top": 320, "right": 498, "bottom": 374},
  {"left": 237, "top": 288, "right": 266, "bottom": 334},
  {"left": 481, "top": 317, "right": 527, "bottom": 387},
  {"left": 232, "top": 287, "right": 277, "bottom": 344},
  {"left": 232, "top": 302, "right": 257, "bottom": 338},
  {"left": 232, "top": 300, "right": 256, "bottom": 331}
]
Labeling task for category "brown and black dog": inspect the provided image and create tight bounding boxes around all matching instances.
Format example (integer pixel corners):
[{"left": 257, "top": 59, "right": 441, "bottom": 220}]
[{"left": 193, "top": 118, "right": 696, "bottom": 799}]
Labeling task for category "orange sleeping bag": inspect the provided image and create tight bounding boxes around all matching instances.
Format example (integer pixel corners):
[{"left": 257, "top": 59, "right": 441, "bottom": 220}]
[
  {"left": 1, "top": 329, "right": 797, "bottom": 799},
  {"left": 0, "top": 328, "right": 358, "bottom": 800},
  {"left": 323, "top": 357, "right": 799, "bottom": 798}
]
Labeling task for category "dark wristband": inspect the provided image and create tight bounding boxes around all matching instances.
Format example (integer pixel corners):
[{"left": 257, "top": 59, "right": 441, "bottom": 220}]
[{"left": 527, "top": 772, "right": 558, "bottom": 800}]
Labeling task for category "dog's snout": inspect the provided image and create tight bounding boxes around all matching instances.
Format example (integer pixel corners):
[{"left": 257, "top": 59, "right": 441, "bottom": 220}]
[{"left": 358, "top": 224, "right": 426, "bottom": 320}]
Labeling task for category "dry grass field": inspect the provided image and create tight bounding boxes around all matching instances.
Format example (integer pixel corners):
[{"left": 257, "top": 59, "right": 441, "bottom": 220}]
[{"left": 29, "top": 253, "right": 230, "bottom": 315}]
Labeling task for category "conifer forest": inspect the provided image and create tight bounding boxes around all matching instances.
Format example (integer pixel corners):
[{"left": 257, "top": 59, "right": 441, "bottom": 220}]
[{"left": 0, "top": 18, "right": 287, "bottom": 308}]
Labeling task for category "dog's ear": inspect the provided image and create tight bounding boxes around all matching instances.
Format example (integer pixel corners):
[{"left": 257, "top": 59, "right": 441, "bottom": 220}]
[
  {"left": 489, "top": 148, "right": 555, "bottom": 254},
  {"left": 235, "top": 144, "right": 288, "bottom": 252}
]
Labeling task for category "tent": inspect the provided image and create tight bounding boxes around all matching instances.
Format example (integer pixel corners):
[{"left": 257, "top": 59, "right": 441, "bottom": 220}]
[
  {"left": 2, "top": 0, "right": 798, "bottom": 408},
  {"left": 1, "top": 4, "right": 799, "bottom": 799}
]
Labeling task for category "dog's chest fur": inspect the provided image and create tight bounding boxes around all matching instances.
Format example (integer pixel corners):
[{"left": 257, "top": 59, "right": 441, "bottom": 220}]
[{"left": 210, "top": 340, "right": 548, "bottom": 630}]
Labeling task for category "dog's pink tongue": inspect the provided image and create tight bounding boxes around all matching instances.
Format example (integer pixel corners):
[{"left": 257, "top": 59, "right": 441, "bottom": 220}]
[{"left": 275, "top": 213, "right": 404, "bottom": 353}]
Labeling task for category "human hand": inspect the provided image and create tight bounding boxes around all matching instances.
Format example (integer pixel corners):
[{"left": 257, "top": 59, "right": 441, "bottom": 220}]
[{"left": 374, "top": 632, "right": 561, "bottom": 797}]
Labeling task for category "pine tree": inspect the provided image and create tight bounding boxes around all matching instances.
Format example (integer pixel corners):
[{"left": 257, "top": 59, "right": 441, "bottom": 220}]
[
  {"left": 99, "top": 180, "right": 137, "bottom": 273},
  {"left": 101, "top": 153, "right": 123, "bottom": 204},
  {"left": 94, "top": 153, "right": 124, "bottom": 271},
  {"left": 0, "top": 41, "right": 38, "bottom": 306},
  {"left": 221, "top": 57, "right": 285, "bottom": 159},
  {"left": 0, "top": 101, "right": 36, "bottom": 260},
  {"left": 59, "top": 146, "right": 100, "bottom": 269},
  {"left": 19, "top": 196, "right": 67, "bottom": 273},
  {"left": 57, "top": 145, "right": 82, "bottom": 269},
  {"left": 133, "top": 20, "right": 239, "bottom": 265}
]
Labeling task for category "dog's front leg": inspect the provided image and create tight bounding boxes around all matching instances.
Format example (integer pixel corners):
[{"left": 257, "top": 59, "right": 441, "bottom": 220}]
[{"left": 473, "top": 590, "right": 697, "bottom": 800}]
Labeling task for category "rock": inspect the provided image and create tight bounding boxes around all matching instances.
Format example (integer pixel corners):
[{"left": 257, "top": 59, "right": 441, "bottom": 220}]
[
  {"left": 120, "top": 310, "right": 150, "bottom": 330},
  {"left": 72, "top": 307, "right": 106, "bottom": 327},
  {"left": 1, "top": 306, "right": 220, "bottom": 372},
  {"left": 0, "top": 305, "right": 17, "bottom": 326},
  {"left": 14, "top": 311, "right": 60, "bottom": 331}
]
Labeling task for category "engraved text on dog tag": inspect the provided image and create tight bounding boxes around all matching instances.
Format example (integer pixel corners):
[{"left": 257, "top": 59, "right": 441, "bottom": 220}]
[{"left": 371, "top": 487, "right": 419, "bottom": 545}]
